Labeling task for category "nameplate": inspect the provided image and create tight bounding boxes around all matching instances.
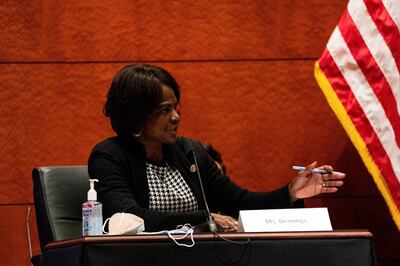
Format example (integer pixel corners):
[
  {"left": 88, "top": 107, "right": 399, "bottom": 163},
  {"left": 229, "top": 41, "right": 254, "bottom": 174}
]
[{"left": 237, "top": 207, "right": 332, "bottom": 232}]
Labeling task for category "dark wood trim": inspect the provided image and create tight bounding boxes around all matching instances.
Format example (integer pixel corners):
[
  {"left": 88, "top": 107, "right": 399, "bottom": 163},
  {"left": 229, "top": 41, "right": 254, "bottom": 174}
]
[{"left": 44, "top": 229, "right": 373, "bottom": 251}]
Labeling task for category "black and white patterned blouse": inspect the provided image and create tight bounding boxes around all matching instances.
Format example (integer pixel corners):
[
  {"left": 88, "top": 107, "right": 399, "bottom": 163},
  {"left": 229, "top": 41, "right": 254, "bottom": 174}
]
[{"left": 146, "top": 162, "right": 198, "bottom": 212}]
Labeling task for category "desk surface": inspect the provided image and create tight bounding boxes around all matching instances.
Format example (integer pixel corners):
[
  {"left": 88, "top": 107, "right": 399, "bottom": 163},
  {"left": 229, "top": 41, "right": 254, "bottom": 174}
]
[
  {"left": 45, "top": 229, "right": 373, "bottom": 250},
  {"left": 43, "top": 230, "right": 376, "bottom": 266}
]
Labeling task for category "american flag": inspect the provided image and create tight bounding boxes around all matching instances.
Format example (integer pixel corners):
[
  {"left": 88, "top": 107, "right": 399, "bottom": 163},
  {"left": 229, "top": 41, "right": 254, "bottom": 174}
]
[{"left": 315, "top": 0, "right": 400, "bottom": 230}]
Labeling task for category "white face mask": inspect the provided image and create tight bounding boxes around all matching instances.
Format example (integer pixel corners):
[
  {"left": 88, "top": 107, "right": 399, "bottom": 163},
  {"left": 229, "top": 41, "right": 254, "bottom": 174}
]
[{"left": 103, "top": 213, "right": 145, "bottom": 235}]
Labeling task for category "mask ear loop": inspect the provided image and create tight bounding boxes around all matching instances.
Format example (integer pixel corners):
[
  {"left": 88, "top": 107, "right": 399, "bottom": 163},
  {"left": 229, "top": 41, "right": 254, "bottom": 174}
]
[
  {"left": 136, "top": 223, "right": 145, "bottom": 233},
  {"left": 102, "top": 218, "right": 111, "bottom": 234},
  {"left": 102, "top": 213, "right": 124, "bottom": 235},
  {"left": 167, "top": 224, "right": 195, "bottom": 248}
]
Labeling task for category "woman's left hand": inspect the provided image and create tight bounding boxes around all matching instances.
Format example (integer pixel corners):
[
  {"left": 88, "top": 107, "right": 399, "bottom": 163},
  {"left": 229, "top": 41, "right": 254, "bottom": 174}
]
[
  {"left": 211, "top": 213, "right": 238, "bottom": 231},
  {"left": 288, "top": 161, "right": 346, "bottom": 202}
]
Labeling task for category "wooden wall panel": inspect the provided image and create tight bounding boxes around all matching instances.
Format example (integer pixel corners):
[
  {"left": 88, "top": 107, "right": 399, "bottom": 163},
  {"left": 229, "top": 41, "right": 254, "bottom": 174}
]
[
  {"left": 0, "top": 205, "right": 40, "bottom": 266},
  {"left": 0, "top": 0, "right": 346, "bottom": 61},
  {"left": 0, "top": 63, "right": 115, "bottom": 203}
]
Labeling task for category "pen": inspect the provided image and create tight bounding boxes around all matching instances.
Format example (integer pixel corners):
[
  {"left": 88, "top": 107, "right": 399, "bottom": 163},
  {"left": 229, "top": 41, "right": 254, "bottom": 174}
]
[{"left": 292, "top": 166, "right": 331, "bottom": 174}]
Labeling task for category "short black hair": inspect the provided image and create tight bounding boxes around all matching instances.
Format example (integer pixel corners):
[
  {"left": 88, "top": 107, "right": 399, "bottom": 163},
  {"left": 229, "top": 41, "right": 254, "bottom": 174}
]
[{"left": 104, "top": 64, "right": 180, "bottom": 136}]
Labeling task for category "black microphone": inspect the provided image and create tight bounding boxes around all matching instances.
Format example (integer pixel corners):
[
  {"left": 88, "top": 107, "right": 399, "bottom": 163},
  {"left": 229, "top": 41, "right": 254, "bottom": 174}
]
[{"left": 191, "top": 147, "right": 218, "bottom": 232}]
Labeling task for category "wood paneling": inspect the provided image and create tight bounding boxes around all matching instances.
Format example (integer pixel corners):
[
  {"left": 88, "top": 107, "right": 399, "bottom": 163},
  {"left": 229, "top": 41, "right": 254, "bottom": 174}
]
[
  {"left": 0, "top": 205, "right": 40, "bottom": 266},
  {"left": 0, "top": 0, "right": 346, "bottom": 61},
  {"left": 0, "top": 63, "right": 114, "bottom": 203}
]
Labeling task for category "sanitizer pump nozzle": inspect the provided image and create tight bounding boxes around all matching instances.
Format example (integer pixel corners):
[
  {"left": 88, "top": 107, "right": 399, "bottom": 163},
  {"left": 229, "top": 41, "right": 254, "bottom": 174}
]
[
  {"left": 82, "top": 179, "right": 103, "bottom": 236},
  {"left": 88, "top": 179, "right": 98, "bottom": 201}
]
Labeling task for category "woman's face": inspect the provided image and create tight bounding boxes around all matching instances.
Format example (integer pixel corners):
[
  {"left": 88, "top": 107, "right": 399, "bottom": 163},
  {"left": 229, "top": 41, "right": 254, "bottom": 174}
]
[{"left": 139, "top": 86, "right": 180, "bottom": 146}]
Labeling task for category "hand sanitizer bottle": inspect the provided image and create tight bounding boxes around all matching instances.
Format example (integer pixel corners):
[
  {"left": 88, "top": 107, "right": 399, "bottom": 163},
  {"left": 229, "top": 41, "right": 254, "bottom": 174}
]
[{"left": 82, "top": 179, "right": 103, "bottom": 236}]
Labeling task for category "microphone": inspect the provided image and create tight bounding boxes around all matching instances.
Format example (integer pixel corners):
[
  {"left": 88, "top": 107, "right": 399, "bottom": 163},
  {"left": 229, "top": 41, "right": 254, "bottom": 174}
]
[{"left": 191, "top": 147, "right": 218, "bottom": 232}]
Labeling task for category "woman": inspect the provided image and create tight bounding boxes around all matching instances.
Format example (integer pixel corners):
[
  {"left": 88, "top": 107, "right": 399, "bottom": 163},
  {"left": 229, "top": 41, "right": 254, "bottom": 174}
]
[{"left": 88, "top": 64, "right": 345, "bottom": 232}]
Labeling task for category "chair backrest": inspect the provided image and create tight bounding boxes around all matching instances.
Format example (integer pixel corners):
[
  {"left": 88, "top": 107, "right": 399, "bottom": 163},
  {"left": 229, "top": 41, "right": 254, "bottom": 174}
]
[{"left": 33, "top": 166, "right": 89, "bottom": 250}]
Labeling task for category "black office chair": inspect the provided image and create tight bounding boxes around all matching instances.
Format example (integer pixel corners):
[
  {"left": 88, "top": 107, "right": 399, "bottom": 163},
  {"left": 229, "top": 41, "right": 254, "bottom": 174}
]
[{"left": 33, "top": 166, "right": 89, "bottom": 251}]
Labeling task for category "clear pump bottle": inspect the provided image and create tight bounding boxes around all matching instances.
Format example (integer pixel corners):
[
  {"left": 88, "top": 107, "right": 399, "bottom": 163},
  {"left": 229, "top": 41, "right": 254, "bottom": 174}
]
[{"left": 82, "top": 179, "right": 103, "bottom": 236}]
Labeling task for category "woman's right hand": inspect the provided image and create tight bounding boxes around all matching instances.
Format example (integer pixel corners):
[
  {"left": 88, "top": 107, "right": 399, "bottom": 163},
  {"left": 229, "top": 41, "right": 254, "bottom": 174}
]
[{"left": 288, "top": 161, "right": 345, "bottom": 201}]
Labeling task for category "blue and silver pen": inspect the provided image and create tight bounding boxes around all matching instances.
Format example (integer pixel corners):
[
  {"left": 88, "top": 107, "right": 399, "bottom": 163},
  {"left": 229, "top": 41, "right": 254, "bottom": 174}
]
[{"left": 292, "top": 166, "right": 331, "bottom": 174}]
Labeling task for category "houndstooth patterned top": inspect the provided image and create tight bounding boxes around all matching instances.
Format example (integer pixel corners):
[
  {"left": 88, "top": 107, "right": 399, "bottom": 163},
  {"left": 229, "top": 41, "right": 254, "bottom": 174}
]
[{"left": 146, "top": 162, "right": 198, "bottom": 212}]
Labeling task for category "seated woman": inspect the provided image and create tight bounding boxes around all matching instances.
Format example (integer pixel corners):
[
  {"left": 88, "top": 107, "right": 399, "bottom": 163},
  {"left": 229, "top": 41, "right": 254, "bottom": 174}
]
[{"left": 88, "top": 64, "right": 345, "bottom": 232}]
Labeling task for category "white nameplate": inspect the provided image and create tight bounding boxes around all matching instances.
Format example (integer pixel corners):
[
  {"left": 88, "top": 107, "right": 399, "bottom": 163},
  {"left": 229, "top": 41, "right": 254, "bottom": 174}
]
[{"left": 237, "top": 207, "right": 332, "bottom": 232}]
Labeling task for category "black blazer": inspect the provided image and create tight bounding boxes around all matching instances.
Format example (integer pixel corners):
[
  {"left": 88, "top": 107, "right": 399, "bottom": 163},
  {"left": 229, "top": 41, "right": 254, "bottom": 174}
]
[{"left": 88, "top": 136, "right": 300, "bottom": 231}]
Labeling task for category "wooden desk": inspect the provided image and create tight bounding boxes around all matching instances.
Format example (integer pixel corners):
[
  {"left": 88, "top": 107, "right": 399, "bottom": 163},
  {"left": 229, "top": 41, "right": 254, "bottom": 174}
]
[{"left": 43, "top": 230, "right": 376, "bottom": 266}]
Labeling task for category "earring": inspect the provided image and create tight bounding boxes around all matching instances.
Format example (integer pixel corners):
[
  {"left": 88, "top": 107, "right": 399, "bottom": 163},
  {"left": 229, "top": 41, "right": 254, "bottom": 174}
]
[{"left": 133, "top": 131, "right": 142, "bottom": 138}]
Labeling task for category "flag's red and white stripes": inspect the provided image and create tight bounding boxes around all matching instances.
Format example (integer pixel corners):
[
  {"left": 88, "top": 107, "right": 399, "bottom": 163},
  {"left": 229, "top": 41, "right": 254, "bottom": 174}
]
[{"left": 315, "top": 0, "right": 400, "bottom": 229}]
